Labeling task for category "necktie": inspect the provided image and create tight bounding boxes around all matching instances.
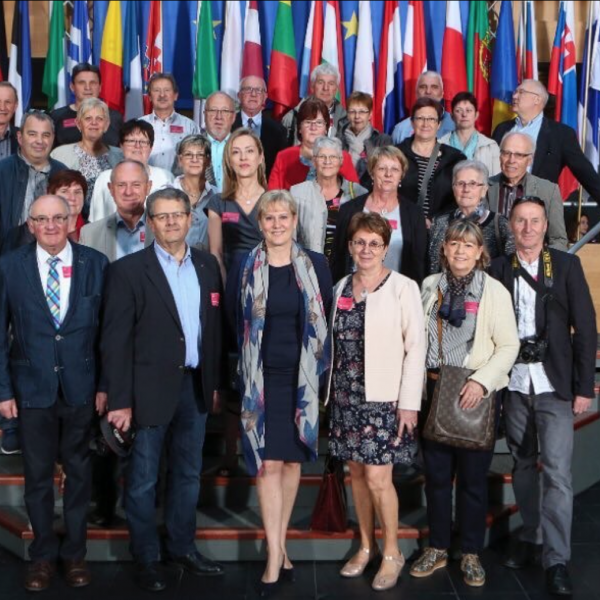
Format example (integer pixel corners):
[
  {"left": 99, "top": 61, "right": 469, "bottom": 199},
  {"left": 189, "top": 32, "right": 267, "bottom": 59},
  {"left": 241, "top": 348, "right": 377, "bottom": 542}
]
[
  {"left": 247, "top": 118, "right": 255, "bottom": 131},
  {"left": 46, "top": 257, "right": 61, "bottom": 329}
]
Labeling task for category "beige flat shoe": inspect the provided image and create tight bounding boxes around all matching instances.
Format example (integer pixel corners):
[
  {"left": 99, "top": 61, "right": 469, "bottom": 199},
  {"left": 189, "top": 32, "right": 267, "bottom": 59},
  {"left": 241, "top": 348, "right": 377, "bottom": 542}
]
[
  {"left": 372, "top": 554, "right": 405, "bottom": 591},
  {"left": 340, "top": 546, "right": 379, "bottom": 578}
]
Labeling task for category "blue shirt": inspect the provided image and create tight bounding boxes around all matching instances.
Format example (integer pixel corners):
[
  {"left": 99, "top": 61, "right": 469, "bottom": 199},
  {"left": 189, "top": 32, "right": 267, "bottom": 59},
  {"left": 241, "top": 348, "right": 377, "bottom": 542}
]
[
  {"left": 154, "top": 242, "right": 202, "bottom": 368},
  {"left": 207, "top": 133, "right": 230, "bottom": 192},
  {"left": 391, "top": 110, "right": 455, "bottom": 144},
  {"left": 511, "top": 111, "right": 544, "bottom": 144},
  {"left": 116, "top": 213, "right": 147, "bottom": 260}
]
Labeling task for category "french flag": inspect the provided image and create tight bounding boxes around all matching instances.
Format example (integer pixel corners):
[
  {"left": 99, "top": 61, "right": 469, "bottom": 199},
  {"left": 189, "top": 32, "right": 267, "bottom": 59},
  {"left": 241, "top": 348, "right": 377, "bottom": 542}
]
[
  {"left": 374, "top": 1, "right": 404, "bottom": 134},
  {"left": 242, "top": 0, "right": 263, "bottom": 79},
  {"left": 403, "top": 0, "right": 427, "bottom": 111},
  {"left": 299, "top": 1, "right": 324, "bottom": 98}
]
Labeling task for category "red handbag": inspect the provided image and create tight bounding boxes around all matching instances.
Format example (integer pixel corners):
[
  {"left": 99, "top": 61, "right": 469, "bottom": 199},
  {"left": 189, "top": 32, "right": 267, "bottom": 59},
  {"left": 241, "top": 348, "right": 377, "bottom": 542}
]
[{"left": 310, "top": 455, "right": 348, "bottom": 533}]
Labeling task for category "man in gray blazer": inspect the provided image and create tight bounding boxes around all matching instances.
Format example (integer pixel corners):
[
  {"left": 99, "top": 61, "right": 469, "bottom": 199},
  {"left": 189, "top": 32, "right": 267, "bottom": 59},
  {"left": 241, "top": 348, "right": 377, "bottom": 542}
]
[
  {"left": 486, "top": 132, "right": 567, "bottom": 250},
  {"left": 80, "top": 159, "right": 154, "bottom": 262}
]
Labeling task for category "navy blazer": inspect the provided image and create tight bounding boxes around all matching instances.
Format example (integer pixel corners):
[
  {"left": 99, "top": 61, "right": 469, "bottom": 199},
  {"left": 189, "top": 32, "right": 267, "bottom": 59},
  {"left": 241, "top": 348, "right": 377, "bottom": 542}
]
[{"left": 0, "top": 242, "right": 108, "bottom": 408}]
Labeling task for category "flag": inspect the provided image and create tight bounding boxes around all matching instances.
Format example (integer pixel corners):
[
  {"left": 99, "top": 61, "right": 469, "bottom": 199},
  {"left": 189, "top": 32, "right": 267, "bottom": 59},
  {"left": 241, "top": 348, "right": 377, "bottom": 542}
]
[
  {"left": 352, "top": 0, "right": 374, "bottom": 96},
  {"left": 374, "top": 0, "right": 403, "bottom": 134},
  {"left": 578, "top": 1, "right": 600, "bottom": 172},
  {"left": 549, "top": 1, "right": 579, "bottom": 198},
  {"left": 99, "top": 0, "right": 124, "bottom": 113},
  {"left": 42, "top": 1, "right": 67, "bottom": 110},
  {"left": 517, "top": 0, "right": 539, "bottom": 83},
  {"left": 193, "top": 1, "right": 218, "bottom": 100},
  {"left": 299, "top": 1, "right": 324, "bottom": 98},
  {"left": 8, "top": 0, "right": 32, "bottom": 123},
  {"left": 268, "top": 1, "right": 299, "bottom": 119},
  {"left": 466, "top": 0, "right": 492, "bottom": 134},
  {"left": 123, "top": 1, "right": 143, "bottom": 119},
  {"left": 490, "top": 0, "right": 517, "bottom": 132},
  {"left": 242, "top": 0, "right": 263, "bottom": 80},
  {"left": 220, "top": 0, "right": 243, "bottom": 98},
  {"left": 340, "top": 0, "right": 358, "bottom": 99},
  {"left": 68, "top": 0, "right": 92, "bottom": 100},
  {"left": 441, "top": 1, "right": 467, "bottom": 106},
  {"left": 403, "top": 1, "right": 427, "bottom": 111},
  {"left": 322, "top": 1, "right": 346, "bottom": 107},
  {"left": 0, "top": 2, "right": 7, "bottom": 80},
  {"left": 143, "top": 0, "right": 163, "bottom": 114}
]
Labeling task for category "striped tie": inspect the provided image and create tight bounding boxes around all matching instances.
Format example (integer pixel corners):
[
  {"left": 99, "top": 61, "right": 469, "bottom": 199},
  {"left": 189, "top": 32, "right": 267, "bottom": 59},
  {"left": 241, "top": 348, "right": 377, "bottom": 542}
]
[{"left": 46, "top": 257, "right": 60, "bottom": 329}]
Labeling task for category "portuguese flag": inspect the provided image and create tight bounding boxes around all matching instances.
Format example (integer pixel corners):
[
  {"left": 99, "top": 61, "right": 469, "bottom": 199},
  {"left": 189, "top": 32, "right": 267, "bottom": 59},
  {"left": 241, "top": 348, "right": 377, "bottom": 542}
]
[
  {"left": 466, "top": 1, "right": 492, "bottom": 135},
  {"left": 268, "top": 1, "right": 299, "bottom": 120}
]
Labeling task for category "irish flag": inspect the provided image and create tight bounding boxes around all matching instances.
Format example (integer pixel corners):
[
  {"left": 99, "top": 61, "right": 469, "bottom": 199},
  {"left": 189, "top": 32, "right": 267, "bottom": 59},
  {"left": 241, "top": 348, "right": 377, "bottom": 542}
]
[{"left": 99, "top": 1, "right": 124, "bottom": 113}]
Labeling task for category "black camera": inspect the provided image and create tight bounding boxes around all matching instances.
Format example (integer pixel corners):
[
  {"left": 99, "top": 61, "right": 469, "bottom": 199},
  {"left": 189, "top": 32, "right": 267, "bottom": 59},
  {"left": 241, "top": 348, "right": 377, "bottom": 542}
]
[{"left": 516, "top": 337, "right": 548, "bottom": 364}]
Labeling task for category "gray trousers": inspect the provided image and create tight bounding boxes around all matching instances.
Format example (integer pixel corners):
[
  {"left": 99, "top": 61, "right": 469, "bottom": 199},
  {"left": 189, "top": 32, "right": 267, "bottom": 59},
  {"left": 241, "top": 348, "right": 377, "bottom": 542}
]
[{"left": 504, "top": 390, "right": 574, "bottom": 568}]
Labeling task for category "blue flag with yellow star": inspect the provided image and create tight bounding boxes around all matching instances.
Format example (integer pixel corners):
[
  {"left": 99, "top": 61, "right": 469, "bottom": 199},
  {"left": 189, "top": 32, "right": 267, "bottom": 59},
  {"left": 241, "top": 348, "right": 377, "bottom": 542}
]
[{"left": 340, "top": 1, "right": 358, "bottom": 99}]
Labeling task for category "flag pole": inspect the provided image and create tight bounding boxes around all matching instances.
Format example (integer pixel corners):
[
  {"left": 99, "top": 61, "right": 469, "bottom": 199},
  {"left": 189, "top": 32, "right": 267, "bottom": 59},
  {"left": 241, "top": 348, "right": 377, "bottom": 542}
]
[{"left": 577, "top": 0, "right": 594, "bottom": 240}]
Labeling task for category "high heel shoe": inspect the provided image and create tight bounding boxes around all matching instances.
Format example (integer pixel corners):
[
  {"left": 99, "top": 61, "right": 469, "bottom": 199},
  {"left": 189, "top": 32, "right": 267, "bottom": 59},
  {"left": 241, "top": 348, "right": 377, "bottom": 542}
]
[
  {"left": 371, "top": 554, "right": 405, "bottom": 591},
  {"left": 281, "top": 565, "right": 295, "bottom": 583},
  {"left": 340, "top": 546, "right": 379, "bottom": 578},
  {"left": 258, "top": 560, "right": 284, "bottom": 597}
]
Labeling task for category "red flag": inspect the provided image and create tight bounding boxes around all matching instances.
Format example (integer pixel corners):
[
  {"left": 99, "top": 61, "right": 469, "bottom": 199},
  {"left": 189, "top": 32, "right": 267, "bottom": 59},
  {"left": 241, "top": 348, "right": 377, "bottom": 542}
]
[
  {"left": 403, "top": 0, "right": 427, "bottom": 110},
  {"left": 441, "top": 1, "right": 467, "bottom": 105},
  {"left": 242, "top": 0, "right": 263, "bottom": 79},
  {"left": 310, "top": 1, "right": 324, "bottom": 78},
  {"left": 143, "top": 0, "right": 163, "bottom": 114},
  {"left": 322, "top": 1, "right": 346, "bottom": 107}
]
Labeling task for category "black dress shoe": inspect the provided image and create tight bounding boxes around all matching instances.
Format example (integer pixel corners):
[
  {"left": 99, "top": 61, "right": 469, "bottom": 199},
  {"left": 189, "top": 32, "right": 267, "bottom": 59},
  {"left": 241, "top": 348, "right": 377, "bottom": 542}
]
[
  {"left": 546, "top": 564, "right": 573, "bottom": 596},
  {"left": 167, "top": 552, "right": 224, "bottom": 576},
  {"left": 503, "top": 541, "right": 538, "bottom": 569},
  {"left": 137, "top": 562, "right": 167, "bottom": 592}
]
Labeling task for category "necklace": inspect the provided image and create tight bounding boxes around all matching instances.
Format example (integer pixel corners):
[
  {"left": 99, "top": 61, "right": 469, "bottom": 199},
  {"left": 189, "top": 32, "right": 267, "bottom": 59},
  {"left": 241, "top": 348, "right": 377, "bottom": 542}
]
[{"left": 356, "top": 267, "right": 386, "bottom": 300}]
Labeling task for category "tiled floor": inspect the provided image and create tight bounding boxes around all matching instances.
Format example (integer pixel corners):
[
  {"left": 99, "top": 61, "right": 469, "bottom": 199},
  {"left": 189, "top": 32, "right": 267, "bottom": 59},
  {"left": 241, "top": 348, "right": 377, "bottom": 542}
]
[{"left": 1, "top": 483, "right": 599, "bottom": 600}]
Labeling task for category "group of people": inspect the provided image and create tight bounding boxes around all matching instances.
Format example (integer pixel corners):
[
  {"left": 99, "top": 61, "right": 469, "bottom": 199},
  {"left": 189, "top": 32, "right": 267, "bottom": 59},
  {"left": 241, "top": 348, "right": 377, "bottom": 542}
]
[{"left": 0, "top": 60, "right": 596, "bottom": 600}]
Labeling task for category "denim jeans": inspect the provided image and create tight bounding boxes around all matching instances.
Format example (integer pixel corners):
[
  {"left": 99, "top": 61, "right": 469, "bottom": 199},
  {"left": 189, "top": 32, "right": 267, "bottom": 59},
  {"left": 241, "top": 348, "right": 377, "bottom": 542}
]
[{"left": 125, "top": 373, "right": 207, "bottom": 563}]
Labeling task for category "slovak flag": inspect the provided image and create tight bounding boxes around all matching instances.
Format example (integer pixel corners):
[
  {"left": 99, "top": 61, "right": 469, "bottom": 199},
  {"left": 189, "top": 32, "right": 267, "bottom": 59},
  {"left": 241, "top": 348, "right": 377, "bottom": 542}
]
[
  {"left": 373, "top": 1, "right": 404, "bottom": 134},
  {"left": 143, "top": 0, "right": 163, "bottom": 115},
  {"left": 403, "top": 1, "right": 427, "bottom": 111},
  {"left": 548, "top": 0, "right": 579, "bottom": 198},
  {"left": 516, "top": 0, "right": 539, "bottom": 82}
]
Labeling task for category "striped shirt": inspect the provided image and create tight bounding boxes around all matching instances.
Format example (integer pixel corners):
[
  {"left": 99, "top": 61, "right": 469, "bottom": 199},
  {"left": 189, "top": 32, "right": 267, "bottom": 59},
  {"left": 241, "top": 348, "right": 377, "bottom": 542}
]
[{"left": 414, "top": 153, "right": 439, "bottom": 218}]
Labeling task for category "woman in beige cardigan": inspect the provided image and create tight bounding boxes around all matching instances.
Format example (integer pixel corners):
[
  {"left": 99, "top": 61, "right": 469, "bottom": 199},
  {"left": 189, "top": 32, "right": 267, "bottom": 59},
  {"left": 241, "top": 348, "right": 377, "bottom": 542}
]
[
  {"left": 411, "top": 220, "right": 519, "bottom": 587},
  {"left": 325, "top": 212, "right": 426, "bottom": 591}
]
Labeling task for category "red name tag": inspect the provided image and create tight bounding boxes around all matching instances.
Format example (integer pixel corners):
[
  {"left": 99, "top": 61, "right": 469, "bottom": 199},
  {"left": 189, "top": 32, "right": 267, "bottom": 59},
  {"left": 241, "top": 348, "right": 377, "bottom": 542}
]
[
  {"left": 170, "top": 125, "right": 184, "bottom": 133},
  {"left": 211, "top": 292, "right": 220, "bottom": 307},
  {"left": 62, "top": 266, "right": 72, "bottom": 278},
  {"left": 140, "top": 231, "right": 146, "bottom": 243},
  {"left": 222, "top": 212, "right": 240, "bottom": 223},
  {"left": 337, "top": 297, "right": 353, "bottom": 311},
  {"left": 387, "top": 219, "right": 398, "bottom": 230},
  {"left": 465, "top": 301, "right": 479, "bottom": 314},
  {"left": 63, "top": 118, "right": 77, "bottom": 128},
  {"left": 331, "top": 196, "right": 341, "bottom": 207}
]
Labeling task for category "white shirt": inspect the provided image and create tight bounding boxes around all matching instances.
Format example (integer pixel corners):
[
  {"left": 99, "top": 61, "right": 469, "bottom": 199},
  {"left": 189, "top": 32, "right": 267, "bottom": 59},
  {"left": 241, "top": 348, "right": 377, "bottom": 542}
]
[
  {"left": 241, "top": 110, "right": 262, "bottom": 135},
  {"left": 508, "top": 255, "right": 555, "bottom": 395},
  {"left": 140, "top": 111, "right": 199, "bottom": 172},
  {"left": 36, "top": 241, "right": 73, "bottom": 325}
]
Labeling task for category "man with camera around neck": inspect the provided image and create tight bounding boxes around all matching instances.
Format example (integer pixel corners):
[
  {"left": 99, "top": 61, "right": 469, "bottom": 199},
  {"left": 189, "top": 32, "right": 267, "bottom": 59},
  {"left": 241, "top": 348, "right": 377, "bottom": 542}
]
[{"left": 489, "top": 196, "right": 597, "bottom": 597}]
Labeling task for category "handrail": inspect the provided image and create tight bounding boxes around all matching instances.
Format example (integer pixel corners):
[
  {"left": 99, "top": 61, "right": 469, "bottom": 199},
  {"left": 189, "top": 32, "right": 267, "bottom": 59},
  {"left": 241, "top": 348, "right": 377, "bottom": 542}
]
[{"left": 568, "top": 220, "right": 600, "bottom": 254}]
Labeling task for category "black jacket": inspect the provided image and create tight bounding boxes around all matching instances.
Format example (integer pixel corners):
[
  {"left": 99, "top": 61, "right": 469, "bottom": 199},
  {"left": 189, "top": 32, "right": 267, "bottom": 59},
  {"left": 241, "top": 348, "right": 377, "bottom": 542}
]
[
  {"left": 493, "top": 117, "right": 600, "bottom": 201},
  {"left": 330, "top": 192, "right": 427, "bottom": 286},
  {"left": 489, "top": 249, "right": 597, "bottom": 402},
  {"left": 101, "top": 244, "right": 224, "bottom": 426},
  {"left": 397, "top": 137, "right": 466, "bottom": 218}
]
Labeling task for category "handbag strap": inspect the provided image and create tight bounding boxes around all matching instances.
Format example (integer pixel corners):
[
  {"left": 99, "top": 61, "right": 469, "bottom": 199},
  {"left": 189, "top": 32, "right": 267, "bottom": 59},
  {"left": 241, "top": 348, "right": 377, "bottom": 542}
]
[
  {"left": 437, "top": 289, "right": 444, "bottom": 366},
  {"left": 418, "top": 142, "right": 441, "bottom": 210}
]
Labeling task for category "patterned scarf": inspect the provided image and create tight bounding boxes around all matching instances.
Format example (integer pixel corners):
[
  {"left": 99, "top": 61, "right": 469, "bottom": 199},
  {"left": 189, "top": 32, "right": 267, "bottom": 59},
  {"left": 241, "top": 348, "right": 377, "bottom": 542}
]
[
  {"left": 344, "top": 125, "right": 373, "bottom": 167},
  {"left": 439, "top": 269, "right": 476, "bottom": 327},
  {"left": 299, "top": 153, "right": 318, "bottom": 181},
  {"left": 453, "top": 202, "right": 489, "bottom": 224},
  {"left": 238, "top": 241, "right": 330, "bottom": 475}
]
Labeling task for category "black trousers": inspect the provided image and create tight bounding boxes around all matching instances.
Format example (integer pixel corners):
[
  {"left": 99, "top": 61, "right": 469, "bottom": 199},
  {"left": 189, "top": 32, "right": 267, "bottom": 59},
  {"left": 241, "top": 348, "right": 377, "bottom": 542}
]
[
  {"left": 20, "top": 395, "right": 94, "bottom": 562},
  {"left": 420, "top": 377, "right": 497, "bottom": 554}
]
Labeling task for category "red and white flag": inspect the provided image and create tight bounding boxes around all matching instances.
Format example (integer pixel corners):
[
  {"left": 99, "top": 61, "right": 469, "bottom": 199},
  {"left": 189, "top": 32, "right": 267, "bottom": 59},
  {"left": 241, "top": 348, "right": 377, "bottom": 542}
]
[
  {"left": 403, "top": 0, "right": 427, "bottom": 110},
  {"left": 242, "top": 0, "right": 263, "bottom": 79},
  {"left": 142, "top": 0, "right": 163, "bottom": 115},
  {"left": 220, "top": 0, "right": 243, "bottom": 98},
  {"left": 441, "top": 1, "right": 467, "bottom": 105},
  {"left": 352, "top": 0, "right": 374, "bottom": 96},
  {"left": 321, "top": 1, "right": 346, "bottom": 106}
]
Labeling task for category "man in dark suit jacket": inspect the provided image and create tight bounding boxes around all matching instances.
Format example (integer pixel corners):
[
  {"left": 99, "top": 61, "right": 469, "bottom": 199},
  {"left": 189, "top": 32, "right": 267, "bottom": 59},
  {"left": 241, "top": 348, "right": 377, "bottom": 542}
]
[
  {"left": 492, "top": 79, "right": 600, "bottom": 201},
  {"left": 0, "top": 195, "right": 108, "bottom": 591},
  {"left": 489, "top": 197, "right": 597, "bottom": 597},
  {"left": 233, "top": 75, "right": 288, "bottom": 177},
  {"left": 101, "top": 187, "right": 224, "bottom": 592}
]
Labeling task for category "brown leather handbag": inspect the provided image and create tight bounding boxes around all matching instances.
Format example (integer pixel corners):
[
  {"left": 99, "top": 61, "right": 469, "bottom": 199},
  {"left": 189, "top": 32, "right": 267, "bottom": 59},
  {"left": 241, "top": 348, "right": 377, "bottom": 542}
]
[
  {"left": 423, "top": 292, "right": 496, "bottom": 451},
  {"left": 310, "top": 454, "right": 348, "bottom": 532}
]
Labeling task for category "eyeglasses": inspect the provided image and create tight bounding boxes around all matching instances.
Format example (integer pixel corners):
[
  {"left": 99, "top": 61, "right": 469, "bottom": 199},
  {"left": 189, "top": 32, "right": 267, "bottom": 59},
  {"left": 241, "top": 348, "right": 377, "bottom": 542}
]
[
  {"left": 412, "top": 116, "right": 440, "bottom": 125},
  {"left": 347, "top": 109, "right": 370, "bottom": 116},
  {"left": 351, "top": 239, "right": 386, "bottom": 250},
  {"left": 239, "top": 86, "right": 265, "bottom": 95},
  {"left": 453, "top": 180, "right": 485, "bottom": 190},
  {"left": 513, "top": 88, "right": 540, "bottom": 97},
  {"left": 29, "top": 215, "right": 69, "bottom": 225},
  {"left": 302, "top": 119, "right": 327, "bottom": 129},
  {"left": 314, "top": 154, "right": 342, "bottom": 163},
  {"left": 500, "top": 150, "right": 533, "bottom": 160},
  {"left": 151, "top": 211, "right": 190, "bottom": 223},
  {"left": 123, "top": 138, "right": 151, "bottom": 147},
  {"left": 181, "top": 152, "right": 206, "bottom": 160},
  {"left": 205, "top": 108, "right": 235, "bottom": 116}
]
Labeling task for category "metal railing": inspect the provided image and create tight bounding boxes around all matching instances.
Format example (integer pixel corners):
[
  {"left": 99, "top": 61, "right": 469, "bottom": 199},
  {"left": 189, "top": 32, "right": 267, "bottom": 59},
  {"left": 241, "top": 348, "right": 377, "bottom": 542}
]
[{"left": 568, "top": 220, "right": 600, "bottom": 254}]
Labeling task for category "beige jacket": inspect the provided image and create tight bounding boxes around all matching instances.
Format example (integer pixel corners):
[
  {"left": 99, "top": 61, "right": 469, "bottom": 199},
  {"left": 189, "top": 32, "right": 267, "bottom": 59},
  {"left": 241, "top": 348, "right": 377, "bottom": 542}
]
[
  {"left": 421, "top": 272, "right": 520, "bottom": 396},
  {"left": 439, "top": 131, "right": 501, "bottom": 177},
  {"left": 325, "top": 271, "right": 426, "bottom": 410}
]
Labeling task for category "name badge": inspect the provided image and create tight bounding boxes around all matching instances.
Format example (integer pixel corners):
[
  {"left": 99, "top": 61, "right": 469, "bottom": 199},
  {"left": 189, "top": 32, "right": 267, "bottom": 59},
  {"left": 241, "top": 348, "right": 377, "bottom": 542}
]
[
  {"left": 387, "top": 219, "right": 398, "bottom": 230},
  {"left": 337, "top": 297, "right": 353, "bottom": 311},
  {"left": 63, "top": 118, "right": 77, "bottom": 128},
  {"left": 62, "top": 266, "right": 72, "bottom": 278},
  {"left": 331, "top": 196, "right": 341, "bottom": 208},
  {"left": 140, "top": 231, "right": 146, "bottom": 243},
  {"left": 211, "top": 292, "right": 220, "bottom": 307},
  {"left": 222, "top": 212, "right": 240, "bottom": 224},
  {"left": 465, "top": 301, "right": 479, "bottom": 314},
  {"left": 170, "top": 125, "right": 184, "bottom": 134}
]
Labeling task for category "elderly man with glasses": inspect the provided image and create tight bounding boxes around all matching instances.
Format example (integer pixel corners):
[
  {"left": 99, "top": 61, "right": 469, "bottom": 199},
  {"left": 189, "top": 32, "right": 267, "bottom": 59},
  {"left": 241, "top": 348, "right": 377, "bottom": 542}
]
[{"left": 487, "top": 132, "right": 568, "bottom": 250}]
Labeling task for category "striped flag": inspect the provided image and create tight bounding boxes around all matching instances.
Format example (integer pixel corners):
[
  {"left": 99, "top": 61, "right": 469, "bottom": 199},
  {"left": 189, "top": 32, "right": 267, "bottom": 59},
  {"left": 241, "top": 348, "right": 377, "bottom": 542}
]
[
  {"left": 99, "top": 0, "right": 124, "bottom": 113},
  {"left": 242, "top": 0, "right": 264, "bottom": 80},
  {"left": 123, "top": 1, "right": 143, "bottom": 119},
  {"left": 322, "top": 1, "right": 346, "bottom": 106},
  {"left": 299, "top": 1, "right": 324, "bottom": 98},
  {"left": 352, "top": 0, "right": 374, "bottom": 96},
  {"left": 220, "top": 1, "right": 243, "bottom": 98},
  {"left": 67, "top": 0, "right": 92, "bottom": 102},
  {"left": 0, "top": 2, "right": 7, "bottom": 80},
  {"left": 516, "top": 0, "right": 539, "bottom": 82},
  {"left": 143, "top": 0, "right": 163, "bottom": 114},
  {"left": 42, "top": 1, "right": 67, "bottom": 110},
  {"left": 441, "top": 1, "right": 467, "bottom": 105},
  {"left": 403, "top": 1, "right": 427, "bottom": 110},
  {"left": 8, "top": 0, "right": 32, "bottom": 123}
]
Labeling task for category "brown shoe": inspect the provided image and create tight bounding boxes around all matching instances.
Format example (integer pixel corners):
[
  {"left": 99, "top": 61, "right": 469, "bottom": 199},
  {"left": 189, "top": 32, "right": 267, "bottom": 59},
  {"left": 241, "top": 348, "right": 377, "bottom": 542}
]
[
  {"left": 64, "top": 559, "right": 91, "bottom": 588},
  {"left": 24, "top": 561, "right": 55, "bottom": 591}
]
